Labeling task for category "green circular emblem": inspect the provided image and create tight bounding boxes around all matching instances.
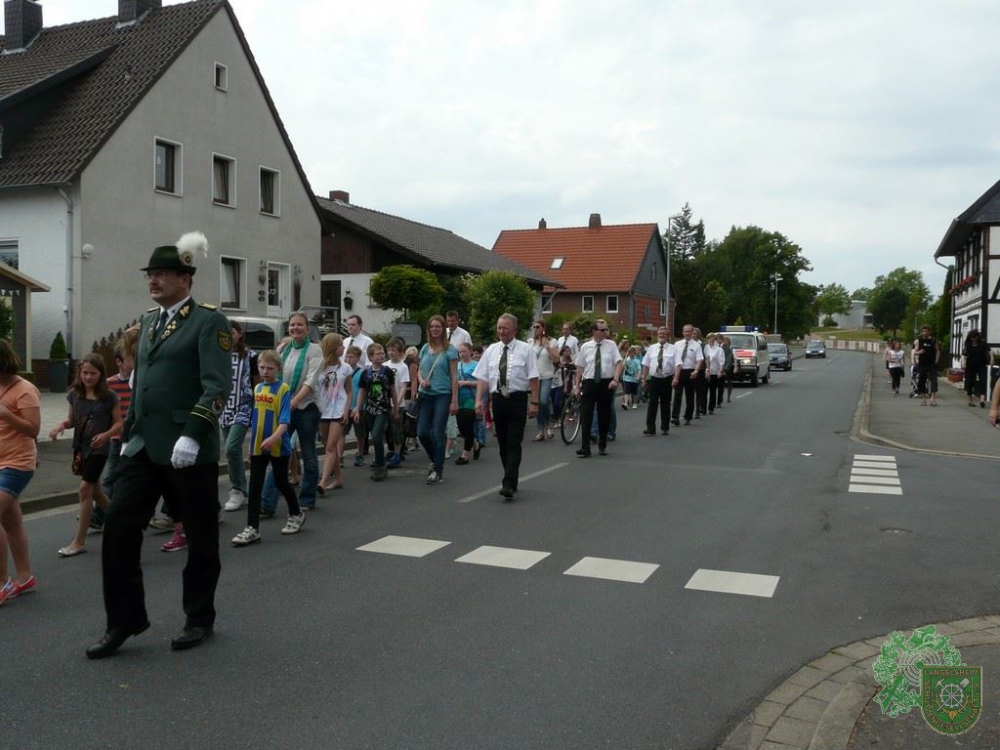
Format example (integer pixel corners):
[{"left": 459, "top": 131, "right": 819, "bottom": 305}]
[{"left": 872, "top": 625, "right": 963, "bottom": 718}]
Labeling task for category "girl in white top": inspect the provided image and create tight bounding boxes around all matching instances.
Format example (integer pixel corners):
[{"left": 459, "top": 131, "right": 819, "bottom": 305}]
[
  {"left": 316, "top": 333, "right": 353, "bottom": 492},
  {"left": 529, "top": 320, "right": 559, "bottom": 441},
  {"left": 886, "top": 340, "right": 905, "bottom": 395}
]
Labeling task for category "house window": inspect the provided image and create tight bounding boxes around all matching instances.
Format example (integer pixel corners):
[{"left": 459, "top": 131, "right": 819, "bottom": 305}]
[
  {"left": 219, "top": 256, "right": 245, "bottom": 309},
  {"left": 582, "top": 295, "right": 594, "bottom": 313},
  {"left": 214, "top": 62, "right": 228, "bottom": 91},
  {"left": 259, "top": 167, "right": 280, "bottom": 216},
  {"left": 551, "top": 257, "right": 564, "bottom": 270},
  {"left": 0, "top": 239, "right": 18, "bottom": 270},
  {"left": 154, "top": 138, "right": 181, "bottom": 194},
  {"left": 606, "top": 295, "right": 619, "bottom": 314},
  {"left": 541, "top": 294, "right": 553, "bottom": 314},
  {"left": 660, "top": 299, "right": 666, "bottom": 317},
  {"left": 213, "top": 154, "right": 236, "bottom": 206}
]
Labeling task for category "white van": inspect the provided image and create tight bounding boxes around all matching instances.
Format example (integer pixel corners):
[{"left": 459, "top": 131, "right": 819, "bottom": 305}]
[
  {"left": 228, "top": 316, "right": 321, "bottom": 351},
  {"left": 713, "top": 328, "right": 770, "bottom": 387}
]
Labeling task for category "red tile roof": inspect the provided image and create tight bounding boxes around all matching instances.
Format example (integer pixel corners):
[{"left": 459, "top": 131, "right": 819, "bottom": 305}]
[{"left": 492, "top": 223, "right": 659, "bottom": 292}]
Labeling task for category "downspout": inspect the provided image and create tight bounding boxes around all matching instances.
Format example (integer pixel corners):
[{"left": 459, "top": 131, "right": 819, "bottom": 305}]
[
  {"left": 934, "top": 254, "right": 953, "bottom": 367},
  {"left": 57, "top": 187, "right": 74, "bottom": 358}
]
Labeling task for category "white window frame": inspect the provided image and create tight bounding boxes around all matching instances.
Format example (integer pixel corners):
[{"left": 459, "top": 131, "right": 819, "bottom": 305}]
[
  {"left": 259, "top": 166, "right": 281, "bottom": 216},
  {"left": 153, "top": 137, "right": 183, "bottom": 195},
  {"left": 212, "top": 153, "right": 237, "bottom": 208},
  {"left": 582, "top": 295, "right": 594, "bottom": 313},
  {"left": 660, "top": 299, "right": 667, "bottom": 317},
  {"left": 219, "top": 255, "right": 246, "bottom": 310},
  {"left": 606, "top": 295, "right": 619, "bottom": 314},
  {"left": 266, "top": 261, "right": 291, "bottom": 318},
  {"left": 214, "top": 62, "right": 228, "bottom": 91},
  {"left": 551, "top": 257, "right": 564, "bottom": 270},
  {"left": 540, "top": 294, "right": 553, "bottom": 314}
]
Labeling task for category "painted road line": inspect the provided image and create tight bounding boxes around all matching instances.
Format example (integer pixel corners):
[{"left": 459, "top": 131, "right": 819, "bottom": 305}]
[
  {"left": 455, "top": 546, "right": 551, "bottom": 570},
  {"left": 853, "top": 461, "right": 898, "bottom": 469},
  {"left": 850, "top": 468, "right": 899, "bottom": 477},
  {"left": 684, "top": 568, "right": 780, "bottom": 598},
  {"left": 854, "top": 455, "right": 896, "bottom": 462},
  {"left": 357, "top": 535, "right": 451, "bottom": 558},
  {"left": 457, "top": 462, "right": 569, "bottom": 503},
  {"left": 563, "top": 557, "right": 660, "bottom": 584},
  {"left": 849, "top": 484, "right": 903, "bottom": 495},
  {"left": 849, "top": 475, "right": 901, "bottom": 485},
  {"left": 735, "top": 392, "right": 752, "bottom": 399}
]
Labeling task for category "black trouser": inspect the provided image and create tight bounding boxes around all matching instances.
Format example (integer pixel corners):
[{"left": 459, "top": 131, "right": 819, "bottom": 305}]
[
  {"left": 672, "top": 370, "right": 697, "bottom": 421},
  {"left": 248, "top": 454, "right": 299, "bottom": 528},
  {"left": 580, "top": 378, "right": 613, "bottom": 451},
  {"left": 696, "top": 373, "right": 709, "bottom": 415},
  {"left": 645, "top": 377, "right": 672, "bottom": 432},
  {"left": 707, "top": 374, "right": 720, "bottom": 412},
  {"left": 104, "top": 451, "right": 220, "bottom": 631},
  {"left": 966, "top": 365, "right": 988, "bottom": 398},
  {"left": 713, "top": 373, "right": 725, "bottom": 407},
  {"left": 457, "top": 407, "right": 476, "bottom": 452},
  {"left": 890, "top": 367, "right": 902, "bottom": 392},
  {"left": 491, "top": 392, "right": 528, "bottom": 490},
  {"left": 917, "top": 364, "right": 938, "bottom": 395}
]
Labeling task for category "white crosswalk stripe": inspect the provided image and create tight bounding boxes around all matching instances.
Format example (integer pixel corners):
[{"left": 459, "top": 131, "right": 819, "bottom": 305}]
[
  {"left": 455, "top": 545, "right": 551, "bottom": 570},
  {"left": 684, "top": 569, "right": 780, "bottom": 598},
  {"left": 849, "top": 454, "right": 902, "bottom": 496}
]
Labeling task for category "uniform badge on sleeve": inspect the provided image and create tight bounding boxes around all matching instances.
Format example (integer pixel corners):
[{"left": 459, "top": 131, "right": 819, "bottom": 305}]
[{"left": 218, "top": 330, "right": 233, "bottom": 352}]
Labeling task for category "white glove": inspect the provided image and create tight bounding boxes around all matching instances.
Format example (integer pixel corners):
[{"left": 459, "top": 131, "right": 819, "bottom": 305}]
[{"left": 171, "top": 436, "right": 200, "bottom": 469}]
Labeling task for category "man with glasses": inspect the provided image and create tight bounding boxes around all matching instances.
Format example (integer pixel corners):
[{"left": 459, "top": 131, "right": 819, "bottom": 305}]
[
  {"left": 87, "top": 234, "right": 231, "bottom": 658},
  {"left": 573, "top": 320, "right": 622, "bottom": 457}
]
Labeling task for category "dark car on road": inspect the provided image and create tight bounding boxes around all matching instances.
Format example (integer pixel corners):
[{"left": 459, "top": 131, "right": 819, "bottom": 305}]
[
  {"left": 805, "top": 340, "right": 827, "bottom": 358},
  {"left": 768, "top": 343, "right": 792, "bottom": 371}
]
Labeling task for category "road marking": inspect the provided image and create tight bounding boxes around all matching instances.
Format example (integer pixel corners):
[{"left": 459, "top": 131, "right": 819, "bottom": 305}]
[
  {"left": 684, "top": 568, "right": 780, "bottom": 598},
  {"left": 850, "top": 468, "right": 898, "bottom": 477},
  {"left": 563, "top": 556, "right": 659, "bottom": 584},
  {"left": 357, "top": 535, "right": 451, "bottom": 558},
  {"left": 455, "top": 545, "right": 551, "bottom": 570},
  {"left": 848, "top": 484, "right": 903, "bottom": 495},
  {"left": 735, "top": 392, "right": 752, "bottom": 400},
  {"left": 456, "top": 462, "right": 569, "bottom": 503},
  {"left": 855, "top": 454, "right": 896, "bottom": 462},
  {"left": 849, "top": 455, "right": 902, "bottom": 496},
  {"left": 853, "top": 461, "right": 897, "bottom": 469},
  {"left": 849, "top": 475, "right": 900, "bottom": 485}
]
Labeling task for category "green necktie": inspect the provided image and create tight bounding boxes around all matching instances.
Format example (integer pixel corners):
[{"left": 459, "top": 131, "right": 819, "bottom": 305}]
[
  {"left": 681, "top": 341, "right": 689, "bottom": 367},
  {"left": 154, "top": 310, "right": 168, "bottom": 339},
  {"left": 594, "top": 341, "right": 602, "bottom": 381},
  {"left": 657, "top": 343, "right": 664, "bottom": 374}
]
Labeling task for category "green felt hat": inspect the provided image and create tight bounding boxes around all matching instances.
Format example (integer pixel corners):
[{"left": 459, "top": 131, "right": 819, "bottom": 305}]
[{"left": 141, "top": 244, "right": 197, "bottom": 275}]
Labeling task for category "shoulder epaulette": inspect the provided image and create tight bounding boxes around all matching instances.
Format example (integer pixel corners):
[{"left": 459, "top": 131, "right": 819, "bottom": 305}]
[
  {"left": 146, "top": 306, "right": 158, "bottom": 313},
  {"left": 200, "top": 303, "right": 218, "bottom": 310}
]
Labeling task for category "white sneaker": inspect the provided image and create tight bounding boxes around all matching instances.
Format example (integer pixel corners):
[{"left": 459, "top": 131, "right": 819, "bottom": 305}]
[
  {"left": 281, "top": 513, "right": 306, "bottom": 535},
  {"left": 224, "top": 489, "right": 246, "bottom": 511},
  {"left": 147, "top": 515, "right": 174, "bottom": 532},
  {"left": 231, "top": 526, "right": 261, "bottom": 546}
]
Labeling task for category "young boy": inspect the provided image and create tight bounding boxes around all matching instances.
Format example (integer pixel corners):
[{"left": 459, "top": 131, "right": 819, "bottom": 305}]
[
  {"left": 352, "top": 343, "right": 400, "bottom": 482},
  {"left": 232, "top": 350, "right": 305, "bottom": 546},
  {"left": 384, "top": 338, "right": 411, "bottom": 469},
  {"left": 345, "top": 345, "right": 366, "bottom": 466}
]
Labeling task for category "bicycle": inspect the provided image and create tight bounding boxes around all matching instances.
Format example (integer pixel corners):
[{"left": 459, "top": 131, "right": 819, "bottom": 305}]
[{"left": 560, "top": 392, "right": 582, "bottom": 444}]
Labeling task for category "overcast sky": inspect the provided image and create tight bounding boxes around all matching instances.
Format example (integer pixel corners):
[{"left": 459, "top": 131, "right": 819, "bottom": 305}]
[{"left": 34, "top": 0, "right": 1000, "bottom": 295}]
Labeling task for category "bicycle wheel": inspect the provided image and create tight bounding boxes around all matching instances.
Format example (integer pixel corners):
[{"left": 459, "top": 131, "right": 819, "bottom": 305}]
[{"left": 560, "top": 394, "right": 581, "bottom": 444}]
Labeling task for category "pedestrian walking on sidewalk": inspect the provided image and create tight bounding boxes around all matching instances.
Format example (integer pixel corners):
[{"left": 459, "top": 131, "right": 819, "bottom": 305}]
[
  {"left": 0, "top": 340, "right": 40, "bottom": 607},
  {"left": 962, "top": 329, "right": 990, "bottom": 408},
  {"left": 49, "top": 353, "right": 121, "bottom": 558},
  {"left": 886, "top": 340, "right": 905, "bottom": 395},
  {"left": 86, "top": 233, "right": 231, "bottom": 659},
  {"left": 913, "top": 325, "right": 940, "bottom": 407}
]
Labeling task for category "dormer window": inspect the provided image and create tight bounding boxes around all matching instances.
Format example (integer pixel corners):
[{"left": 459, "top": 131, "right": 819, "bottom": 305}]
[
  {"left": 550, "top": 257, "right": 564, "bottom": 270},
  {"left": 214, "top": 62, "right": 228, "bottom": 91}
]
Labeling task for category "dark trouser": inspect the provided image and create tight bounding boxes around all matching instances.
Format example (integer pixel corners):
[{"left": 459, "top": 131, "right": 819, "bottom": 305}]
[
  {"left": 713, "top": 373, "right": 725, "bottom": 407},
  {"left": 248, "top": 454, "right": 298, "bottom": 528},
  {"left": 366, "top": 412, "right": 389, "bottom": 467},
  {"left": 965, "top": 365, "right": 988, "bottom": 398},
  {"left": 580, "top": 379, "right": 613, "bottom": 452},
  {"left": 707, "top": 374, "right": 720, "bottom": 412},
  {"left": 491, "top": 392, "right": 528, "bottom": 490},
  {"left": 889, "top": 367, "right": 902, "bottom": 391},
  {"left": 457, "top": 407, "right": 476, "bottom": 452},
  {"left": 672, "top": 370, "right": 697, "bottom": 421},
  {"left": 696, "top": 373, "right": 708, "bottom": 415},
  {"left": 917, "top": 364, "right": 938, "bottom": 396},
  {"left": 104, "top": 451, "right": 220, "bottom": 631},
  {"left": 645, "top": 377, "right": 672, "bottom": 432}
]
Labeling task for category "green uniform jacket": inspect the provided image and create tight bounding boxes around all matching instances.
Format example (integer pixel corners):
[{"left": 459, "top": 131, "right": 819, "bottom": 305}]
[{"left": 122, "top": 298, "right": 232, "bottom": 465}]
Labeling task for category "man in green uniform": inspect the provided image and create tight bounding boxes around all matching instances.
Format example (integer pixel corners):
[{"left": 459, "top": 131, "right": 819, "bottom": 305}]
[{"left": 87, "top": 233, "right": 232, "bottom": 659}]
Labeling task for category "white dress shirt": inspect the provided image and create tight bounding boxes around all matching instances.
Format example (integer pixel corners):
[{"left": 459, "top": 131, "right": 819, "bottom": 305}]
[
  {"left": 344, "top": 332, "right": 374, "bottom": 367},
  {"left": 556, "top": 334, "right": 580, "bottom": 357},
  {"left": 705, "top": 344, "right": 724, "bottom": 375},
  {"left": 446, "top": 325, "right": 473, "bottom": 349},
  {"left": 575, "top": 338, "right": 623, "bottom": 380},
  {"left": 675, "top": 338, "right": 705, "bottom": 371},
  {"left": 642, "top": 342, "right": 677, "bottom": 378},
  {"left": 473, "top": 339, "right": 538, "bottom": 394}
]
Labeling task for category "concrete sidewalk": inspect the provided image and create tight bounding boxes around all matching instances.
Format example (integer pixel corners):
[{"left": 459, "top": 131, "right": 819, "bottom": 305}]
[{"left": 719, "top": 353, "right": 1000, "bottom": 750}]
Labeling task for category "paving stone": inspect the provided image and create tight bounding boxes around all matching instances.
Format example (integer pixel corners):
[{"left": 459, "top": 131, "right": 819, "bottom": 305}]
[
  {"left": 809, "top": 681, "right": 876, "bottom": 750},
  {"left": 949, "top": 630, "right": 997, "bottom": 648},
  {"left": 766, "top": 715, "right": 817, "bottom": 748},
  {"left": 949, "top": 616, "right": 994, "bottom": 632},
  {"left": 784, "top": 695, "right": 828, "bottom": 723},
  {"left": 831, "top": 641, "right": 878, "bottom": 661},
  {"left": 807, "top": 653, "right": 854, "bottom": 673},
  {"left": 718, "top": 719, "right": 768, "bottom": 750},
  {"left": 827, "top": 665, "right": 866, "bottom": 684},
  {"left": 751, "top": 700, "right": 785, "bottom": 728},
  {"left": 786, "top": 665, "right": 829, "bottom": 689},
  {"left": 805, "top": 680, "right": 843, "bottom": 703},
  {"left": 983, "top": 614, "right": 1000, "bottom": 627},
  {"left": 764, "top": 680, "right": 809, "bottom": 705},
  {"left": 932, "top": 622, "right": 960, "bottom": 636},
  {"left": 760, "top": 742, "right": 800, "bottom": 750}
]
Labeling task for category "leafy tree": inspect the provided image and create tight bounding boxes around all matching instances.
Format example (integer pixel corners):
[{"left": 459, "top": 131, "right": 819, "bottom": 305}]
[
  {"left": 870, "top": 286, "right": 908, "bottom": 335},
  {"left": 851, "top": 286, "right": 873, "bottom": 302},
  {"left": 411, "top": 273, "right": 472, "bottom": 331},
  {"left": 815, "top": 283, "right": 851, "bottom": 325},
  {"left": 869, "top": 267, "right": 930, "bottom": 340},
  {"left": 699, "top": 279, "right": 729, "bottom": 334},
  {"left": 0, "top": 302, "right": 14, "bottom": 343},
  {"left": 466, "top": 271, "right": 536, "bottom": 344},
  {"left": 369, "top": 265, "right": 445, "bottom": 320}
]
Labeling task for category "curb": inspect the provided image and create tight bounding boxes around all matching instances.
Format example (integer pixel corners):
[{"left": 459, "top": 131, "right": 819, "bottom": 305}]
[{"left": 716, "top": 615, "right": 1000, "bottom": 750}]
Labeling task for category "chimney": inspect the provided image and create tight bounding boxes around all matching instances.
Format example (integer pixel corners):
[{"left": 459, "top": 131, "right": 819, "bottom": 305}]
[
  {"left": 588, "top": 213, "right": 602, "bottom": 229},
  {"left": 4, "top": 0, "right": 43, "bottom": 52},
  {"left": 118, "top": 0, "right": 161, "bottom": 25},
  {"left": 329, "top": 190, "right": 350, "bottom": 203},
  {"left": 538, "top": 218, "right": 547, "bottom": 229}
]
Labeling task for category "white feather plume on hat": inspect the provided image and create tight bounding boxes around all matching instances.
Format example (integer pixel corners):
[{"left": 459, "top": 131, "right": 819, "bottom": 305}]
[{"left": 175, "top": 231, "right": 208, "bottom": 268}]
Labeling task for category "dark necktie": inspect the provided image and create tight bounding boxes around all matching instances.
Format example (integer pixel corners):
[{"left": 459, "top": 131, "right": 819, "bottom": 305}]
[
  {"left": 594, "top": 341, "right": 602, "bottom": 381},
  {"left": 681, "top": 341, "right": 689, "bottom": 368},
  {"left": 499, "top": 345, "right": 508, "bottom": 388},
  {"left": 657, "top": 344, "right": 664, "bottom": 374},
  {"left": 154, "top": 310, "right": 169, "bottom": 339}
]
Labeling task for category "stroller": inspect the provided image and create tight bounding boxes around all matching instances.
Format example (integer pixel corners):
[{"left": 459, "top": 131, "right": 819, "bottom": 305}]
[{"left": 908, "top": 364, "right": 920, "bottom": 398}]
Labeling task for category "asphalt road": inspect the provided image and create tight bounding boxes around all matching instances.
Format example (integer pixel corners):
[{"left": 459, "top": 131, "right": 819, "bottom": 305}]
[{"left": 5, "top": 351, "right": 998, "bottom": 750}]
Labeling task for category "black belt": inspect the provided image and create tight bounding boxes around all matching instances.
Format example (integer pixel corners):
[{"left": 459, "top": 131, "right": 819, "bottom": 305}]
[{"left": 493, "top": 390, "right": 528, "bottom": 399}]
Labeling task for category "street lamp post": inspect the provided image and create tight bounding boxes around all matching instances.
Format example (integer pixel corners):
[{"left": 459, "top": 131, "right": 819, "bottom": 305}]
[
  {"left": 771, "top": 273, "right": 783, "bottom": 335},
  {"left": 665, "top": 213, "right": 682, "bottom": 333}
]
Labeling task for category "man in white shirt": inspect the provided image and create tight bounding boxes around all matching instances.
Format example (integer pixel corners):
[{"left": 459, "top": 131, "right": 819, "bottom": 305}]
[
  {"left": 671, "top": 323, "right": 704, "bottom": 426},
  {"left": 556, "top": 322, "right": 580, "bottom": 357},
  {"left": 704, "top": 333, "right": 725, "bottom": 414},
  {"left": 640, "top": 326, "right": 676, "bottom": 436},
  {"left": 445, "top": 311, "right": 473, "bottom": 349},
  {"left": 573, "top": 320, "right": 623, "bottom": 457},
  {"left": 474, "top": 314, "right": 539, "bottom": 500},
  {"left": 343, "top": 315, "right": 374, "bottom": 367}
]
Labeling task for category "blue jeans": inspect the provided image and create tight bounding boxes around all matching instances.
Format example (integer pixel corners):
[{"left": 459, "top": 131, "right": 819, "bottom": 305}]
[
  {"left": 222, "top": 423, "right": 249, "bottom": 495},
  {"left": 262, "top": 404, "right": 320, "bottom": 511},
  {"left": 101, "top": 439, "right": 122, "bottom": 499},
  {"left": 536, "top": 378, "right": 552, "bottom": 431},
  {"left": 417, "top": 393, "right": 451, "bottom": 474}
]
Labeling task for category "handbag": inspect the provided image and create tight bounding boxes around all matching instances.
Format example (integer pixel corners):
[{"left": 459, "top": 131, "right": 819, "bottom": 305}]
[{"left": 403, "top": 396, "right": 420, "bottom": 439}]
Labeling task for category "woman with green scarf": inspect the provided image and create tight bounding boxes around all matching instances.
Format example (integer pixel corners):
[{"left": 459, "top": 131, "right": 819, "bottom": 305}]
[{"left": 260, "top": 312, "right": 322, "bottom": 513}]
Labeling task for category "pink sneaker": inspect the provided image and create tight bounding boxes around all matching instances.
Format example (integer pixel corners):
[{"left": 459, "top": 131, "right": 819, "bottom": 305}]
[
  {"left": 0, "top": 576, "right": 34, "bottom": 605},
  {"left": 161, "top": 530, "right": 188, "bottom": 553}
]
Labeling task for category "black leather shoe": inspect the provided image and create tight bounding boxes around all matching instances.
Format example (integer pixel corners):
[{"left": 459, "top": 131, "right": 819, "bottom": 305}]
[
  {"left": 671, "top": 418, "right": 680, "bottom": 426},
  {"left": 598, "top": 448, "right": 607, "bottom": 456},
  {"left": 171, "top": 626, "right": 213, "bottom": 651},
  {"left": 642, "top": 429, "right": 655, "bottom": 436},
  {"left": 86, "top": 621, "right": 150, "bottom": 659},
  {"left": 661, "top": 429, "right": 670, "bottom": 435},
  {"left": 499, "top": 485, "right": 514, "bottom": 500},
  {"left": 576, "top": 449, "right": 591, "bottom": 458}
]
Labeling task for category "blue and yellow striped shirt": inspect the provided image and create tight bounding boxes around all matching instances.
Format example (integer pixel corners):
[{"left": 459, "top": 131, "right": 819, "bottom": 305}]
[{"left": 250, "top": 381, "right": 292, "bottom": 457}]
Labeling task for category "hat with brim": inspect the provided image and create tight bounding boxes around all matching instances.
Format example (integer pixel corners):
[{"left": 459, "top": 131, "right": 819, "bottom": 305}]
[{"left": 141, "top": 245, "right": 197, "bottom": 275}]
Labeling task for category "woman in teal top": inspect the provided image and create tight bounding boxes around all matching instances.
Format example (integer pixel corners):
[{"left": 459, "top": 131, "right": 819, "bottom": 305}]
[
  {"left": 454, "top": 343, "right": 479, "bottom": 465},
  {"left": 416, "top": 315, "right": 459, "bottom": 483}
]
